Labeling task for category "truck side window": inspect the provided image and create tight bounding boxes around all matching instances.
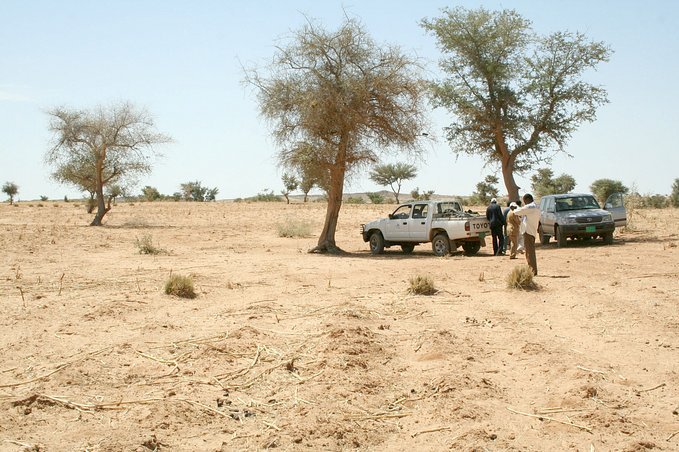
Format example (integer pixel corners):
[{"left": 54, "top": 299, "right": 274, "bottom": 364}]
[
  {"left": 392, "top": 205, "right": 411, "bottom": 219},
  {"left": 412, "top": 204, "right": 427, "bottom": 219}
]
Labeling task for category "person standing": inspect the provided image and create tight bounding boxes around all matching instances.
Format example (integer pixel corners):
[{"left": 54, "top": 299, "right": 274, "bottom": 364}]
[
  {"left": 486, "top": 198, "right": 505, "bottom": 256},
  {"left": 506, "top": 202, "right": 521, "bottom": 259},
  {"left": 502, "top": 201, "right": 511, "bottom": 255},
  {"left": 514, "top": 194, "right": 540, "bottom": 275}
]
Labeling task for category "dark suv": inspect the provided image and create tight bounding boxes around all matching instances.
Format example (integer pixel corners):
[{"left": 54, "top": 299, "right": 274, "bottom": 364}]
[{"left": 538, "top": 193, "right": 626, "bottom": 247}]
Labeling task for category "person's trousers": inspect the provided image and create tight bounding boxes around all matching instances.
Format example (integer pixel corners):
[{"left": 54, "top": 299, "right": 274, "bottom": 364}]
[
  {"left": 523, "top": 232, "right": 537, "bottom": 275},
  {"left": 508, "top": 232, "right": 519, "bottom": 258},
  {"left": 491, "top": 226, "right": 504, "bottom": 255}
]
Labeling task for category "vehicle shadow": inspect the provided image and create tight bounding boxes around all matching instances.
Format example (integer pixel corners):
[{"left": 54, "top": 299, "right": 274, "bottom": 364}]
[{"left": 330, "top": 249, "right": 497, "bottom": 259}]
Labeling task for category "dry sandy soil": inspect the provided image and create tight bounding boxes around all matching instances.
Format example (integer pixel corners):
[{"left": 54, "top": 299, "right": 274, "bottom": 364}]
[{"left": 1, "top": 200, "right": 678, "bottom": 452}]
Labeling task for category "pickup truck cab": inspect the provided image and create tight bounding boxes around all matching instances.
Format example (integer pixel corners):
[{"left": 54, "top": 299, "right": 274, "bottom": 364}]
[
  {"left": 538, "top": 192, "right": 627, "bottom": 247},
  {"left": 361, "top": 200, "right": 490, "bottom": 256}
]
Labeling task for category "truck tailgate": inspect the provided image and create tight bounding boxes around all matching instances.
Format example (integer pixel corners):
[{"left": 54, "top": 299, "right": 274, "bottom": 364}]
[{"left": 468, "top": 216, "right": 491, "bottom": 235}]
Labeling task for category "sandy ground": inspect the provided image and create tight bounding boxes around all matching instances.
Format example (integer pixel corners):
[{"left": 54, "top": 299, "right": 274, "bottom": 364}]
[{"left": 0, "top": 200, "right": 678, "bottom": 452}]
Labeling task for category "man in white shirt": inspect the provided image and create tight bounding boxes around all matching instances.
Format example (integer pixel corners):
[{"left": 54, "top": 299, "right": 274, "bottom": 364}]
[{"left": 514, "top": 193, "right": 541, "bottom": 276}]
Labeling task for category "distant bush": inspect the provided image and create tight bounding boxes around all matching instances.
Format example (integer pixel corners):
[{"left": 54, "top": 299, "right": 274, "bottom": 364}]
[
  {"left": 346, "top": 196, "right": 365, "bottom": 204},
  {"left": 590, "top": 178, "right": 628, "bottom": 205},
  {"left": 40, "top": 195, "right": 49, "bottom": 201},
  {"left": 642, "top": 194, "right": 668, "bottom": 209},
  {"left": 250, "top": 189, "right": 282, "bottom": 202},
  {"left": 366, "top": 192, "right": 385, "bottom": 204},
  {"left": 407, "top": 275, "right": 437, "bottom": 295},
  {"left": 276, "top": 218, "right": 313, "bottom": 238},
  {"left": 506, "top": 265, "right": 537, "bottom": 290},
  {"left": 164, "top": 274, "right": 196, "bottom": 299},
  {"left": 672, "top": 178, "right": 679, "bottom": 208},
  {"left": 135, "top": 234, "right": 167, "bottom": 255}
]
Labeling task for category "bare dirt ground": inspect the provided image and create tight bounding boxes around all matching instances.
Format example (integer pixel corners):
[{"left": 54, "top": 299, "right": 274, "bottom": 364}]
[{"left": 1, "top": 200, "right": 678, "bottom": 452}]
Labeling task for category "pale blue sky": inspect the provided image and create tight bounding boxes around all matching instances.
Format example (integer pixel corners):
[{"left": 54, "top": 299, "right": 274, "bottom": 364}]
[{"left": 1, "top": 0, "right": 677, "bottom": 201}]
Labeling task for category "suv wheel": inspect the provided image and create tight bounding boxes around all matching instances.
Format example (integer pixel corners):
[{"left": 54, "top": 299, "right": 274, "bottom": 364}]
[
  {"left": 556, "top": 226, "right": 567, "bottom": 247},
  {"left": 539, "top": 224, "right": 550, "bottom": 245},
  {"left": 603, "top": 231, "right": 614, "bottom": 245}
]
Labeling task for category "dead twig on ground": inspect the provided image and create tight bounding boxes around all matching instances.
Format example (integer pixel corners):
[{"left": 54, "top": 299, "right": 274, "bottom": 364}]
[
  {"left": 411, "top": 426, "right": 453, "bottom": 437},
  {"left": 507, "top": 407, "right": 592, "bottom": 433},
  {"left": 637, "top": 383, "right": 666, "bottom": 393},
  {"left": 0, "top": 363, "right": 70, "bottom": 389},
  {"left": 667, "top": 430, "right": 679, "bottom": 442},
  {"left": 576, "top": 365, "right": 606, "bottom": 375}
]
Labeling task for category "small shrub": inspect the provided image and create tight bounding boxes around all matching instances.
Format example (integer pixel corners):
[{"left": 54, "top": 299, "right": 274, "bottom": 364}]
[
  {"left": 276, "top": 218, "right": 312, "bottom": 238},
  {"left": 366, "top": 192, "right": 385, "bottom": 204},
  {"left": 40, "top": 195, "right": 49, "bottom": 201},
  {"left": 164, "top": 274, "right": 196, "bottom": 299},
  {"left": 506, "top": 265, "right": 538, "bottom": 290},
  {"left": 346, "top": 196, "right": 365, "bottom": 204},
  {"left": 407, "top": 275, "right": 437, "bottom": 295},
  {"left": 135, "top": 234, "right": 166, "bottom": 255}
]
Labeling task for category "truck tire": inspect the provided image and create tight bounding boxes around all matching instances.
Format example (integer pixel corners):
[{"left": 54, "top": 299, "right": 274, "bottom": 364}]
[
  {"left": 462, "top": 241, "right": 481, "bottom": 256},
  {"left": 556, "top": 226, "right": 567, "bottom": 248},
  {"left": 401, "top": 244, "right": 415, "bottom": 254},
  {"left": 432, "top": 233, "right": 450, "bottom": 256},
  {"left": 603, "top": 231, "right": 614, "bottom": 245},
  {"left": 539, "top": 224, "right": 550, "bottom": 245},
  {"left": 369, "top": 231, "right": 385, "bottom": 255}
]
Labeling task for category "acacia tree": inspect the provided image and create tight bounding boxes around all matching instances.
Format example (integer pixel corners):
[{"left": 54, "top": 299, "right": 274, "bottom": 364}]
[
  {"left": 422, "top": 7, "right": 611, "bottom": 200},
  {"left": 531, "top": 168, "right": 576, "bottom": 197},
  {"left": 281, "top": 173, "right": 298, "bottom": 204},
  {"left": 46, "top": 102, "right": 170, "bottom": 225},
  {"left": 590, "top": 178, "right": 628, "bottom": 204},
  {"left": 246, "top": 17, "right": 428, "bottom": 253},
  {"left": 2, "top": 182, "right": 18, "bottom": 204},
  {"left": 369, "top": 163, "right": 417, "bottom": 203}
]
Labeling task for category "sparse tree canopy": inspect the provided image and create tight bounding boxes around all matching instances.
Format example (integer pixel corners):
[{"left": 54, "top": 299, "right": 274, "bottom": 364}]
[
  {"left": 281, "top": 173, "right": 299, "bottom": 204},
  {"left": 141, "top": 185, "right": 162, "bottom": 202},
  {"left": 46, "top": 102, "right": 170, "bottom": 225},
  {"left": 531, "top": 168, "right": 576, "bottom": 197},
  {"left": 180, "top": 181, "right": 218, "bottom": 202},
  {"left": 246, "top": 16, "right": 429, "bottom": 253},
  {"left": 2, "top": 182, "right": 18, "bottom": 205},
  {"left": 422, "top": 7, "right": 611, "bottom": 201},
  {"left": 671, "top": 178, "right": 679, "bottom": 208},
  {"left": 369, "top": 163, "right": 417, "bottom": 203},
  {"left": 590, "top": 178, "right": 628, "bottom": 204},
  {"left": 472, "top": 175, "right": 499, "bottom": 205}
]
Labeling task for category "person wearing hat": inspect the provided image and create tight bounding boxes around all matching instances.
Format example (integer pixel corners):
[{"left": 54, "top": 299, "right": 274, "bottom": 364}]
[
  {"left": 514, "top": 193, "right": 541, "bottom": 275},
  {"left": 506, "top": 202, "right": 521, "bottom": 259},
  {"left": 486, "top": 197, "right": 505, "bottom": 256}
]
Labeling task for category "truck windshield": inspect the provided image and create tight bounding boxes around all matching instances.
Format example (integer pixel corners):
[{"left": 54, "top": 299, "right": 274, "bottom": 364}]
[{"left": 555, "top": 196, "right": 600, "bottom": 211}]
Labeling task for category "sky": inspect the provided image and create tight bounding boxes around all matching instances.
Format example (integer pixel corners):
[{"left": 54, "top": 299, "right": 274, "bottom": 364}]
[{"left": 1, "top": 0, "right": 678, "bottom": 201}]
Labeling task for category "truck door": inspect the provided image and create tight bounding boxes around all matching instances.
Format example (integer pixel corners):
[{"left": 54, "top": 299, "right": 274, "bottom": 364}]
[
  {"left": 408, "top": 203, "right": 429, "bottom": 240},
  {"left": 604, "top": 192, "right": 627, "bottom": 227},
  {"left": 385, "top": 204, "right": 412, "bottom": 240}
]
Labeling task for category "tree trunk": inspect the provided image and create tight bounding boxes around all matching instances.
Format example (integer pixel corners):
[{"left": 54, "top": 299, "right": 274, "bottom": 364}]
[
  {"left": 501, "top": 156, "right": 521, "bottom": 202},
  {"left": 310, "top": 166, "right": 346, "bottom": 254},
  {"left": 90, "top": 188, "right": 109, "bottom": 226},
  {"left": 90, "top": 148, "right": 109, "bottom": 226}
]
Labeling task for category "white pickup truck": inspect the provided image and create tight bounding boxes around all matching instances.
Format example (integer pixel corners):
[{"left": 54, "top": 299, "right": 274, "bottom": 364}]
[{"left": 360, "top": 200, "right": 491, "bottom": 256}]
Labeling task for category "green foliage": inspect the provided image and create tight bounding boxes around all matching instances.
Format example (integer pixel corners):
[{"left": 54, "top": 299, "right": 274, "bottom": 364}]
[
  {"left": 410, "top": 187, "right": 435, "bottom": 201},
  {"left": 2, "top": 181, "right": 19, "bottom": 204},
  {"left": 531, "top": 168, "right": 576, "bottom": 197},
  {"left": 506, "top": 265, "right": 538, "bottom": 290},
  {"left": 589, "top": 179, "right": 628, "bottom": 204},
  {"left": 369, "top": 163, "right": 418, "bottom": 203},
  {"left": 250, "top": 189, "right": 282, "bottom": 202},
  {"left": 422, "top": 7, "right": 611, "bottom": 200},
  {"left": 345, "top": 196, "right": 365, "bottom": 204},
  {"left": 281, "top": 173, "right": 299, "bottom": 204},
  {"left": 180, "top": 181, "right": 218, "bottom": 202},
  {"left": 366, "top": 192, "right": 385, "bottom": 204},
  {"left": 40, "top": 195, "right": 49, "bottom": 201},
  {"left": 135, "top": 234, "right": 167, "bottom": 255},
  {"left": 642, "top": 194, "right": 668, "bottom": 209},
  {"left": 407, "top": 275, "right": 437, "bottom": 296},
  {"left": 671, "top": 178, "right": 679, "bottom": 208},
  {"left": 164, "top": 274, "right": 196, "bottom": 299},
  {"left": 471, "top": 176, "right": 499, "bottom": 205},
  {"left": 276, "top": 218, "right": 313, "bottom": 238},
  {"left": 141, "top": 185, "right": 162, "bottom": 202}
]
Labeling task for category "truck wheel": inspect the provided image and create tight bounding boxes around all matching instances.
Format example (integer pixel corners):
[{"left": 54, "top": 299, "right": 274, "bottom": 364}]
[
  {"left": 432, "top": 233, "right": 450, "bottom": 256},
  {"left": 462, "top": 241, "right": 481, "bottom": 256},
  {"left": 556, "top": 226, "right": 567, "bottom": 247},
  {"left": 369, "top": 231, "right": 385, "bottom": 254},
  {"left": 401, "top": 244, "right": 415, "bottom": 254},
  {"left": 603, "top": 231, "right": 614, "bottom": 245},
  {"left": 539, "top": 224, "right": 550, "bottom": 245}
]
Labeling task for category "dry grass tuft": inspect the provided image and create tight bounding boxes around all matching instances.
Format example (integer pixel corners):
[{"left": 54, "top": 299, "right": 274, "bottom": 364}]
[
  {"left": 506, "top": 265, "right": 538, "bottom": 290},
  {"left": 164, "top": 274, "right": 197, "bottom": 299},
  {"left": 407, "top": 275, "right": 437, "bottom": 295},
  {"left": 276, "top": 218, "right": 313, "bottom": 238},
  {"left": 135, "top": 234, "right": 167, "bottom": 255}
]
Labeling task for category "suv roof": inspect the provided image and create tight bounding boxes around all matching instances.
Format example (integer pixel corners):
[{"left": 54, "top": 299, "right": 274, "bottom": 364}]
[{"left": 541, "top": 193, "right": 595, "bottom": 199}]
